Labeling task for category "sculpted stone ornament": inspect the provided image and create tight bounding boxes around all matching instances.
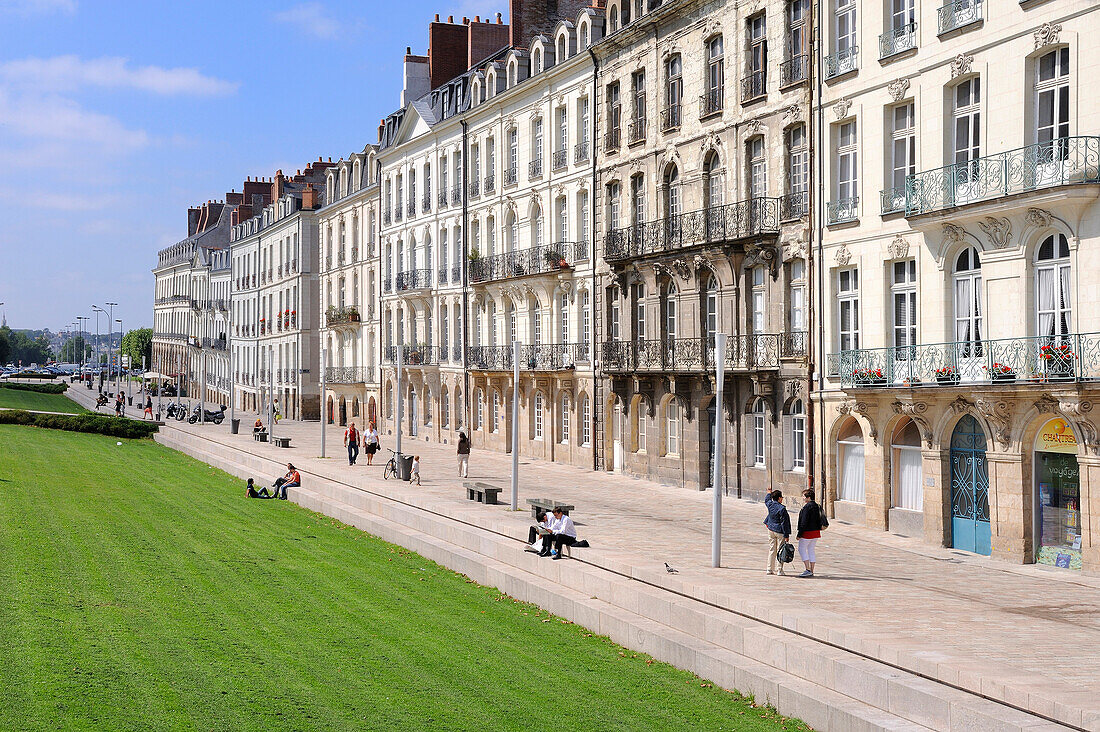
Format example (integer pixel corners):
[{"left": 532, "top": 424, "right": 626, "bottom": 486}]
[
  {"left": 1059, "top": 399, "right": 1093, "bottom": 417},
  {"left": 1034, "top": 22, "right": 1062, "bottom": 50},
  {"left": 949, "top": 396, "right": 973, "bottom": 415},
  {"left": 950, "top": 53, "right": 973, "bottom": 79},
  {"left": 672, "top": 258, "right": 692, "bottom": 281},
  {"left": 782, "top": 104, "right": 801, "bottom": 122},
  {"left": 887, "top": 77, "right": 911, "bottom": 102},
  {"left": 976, "top": 399, "right": 1012, "bottom": 449},
  {"left": 892, "top": 400, "right": 933, "bottom": 447},
  {"left": 977, "top": 217, "right": 1012, "bottom": 249},
  {"left": 1033, "top": 393, "right": 1059, "bottom": 414},
  {"left": 744, "top": 244, "right": 778, "bottom": 272},
  {"left": 745, "top": 118, "right": 764, "bottom": 137},
  {"left": 888, "top": 236, "right": 910, "bottom": 259},
  {"left": 942, "top": 223, "right": 965, "bottom": 245},
  {"left": 1026, "top": 208, "right": 1053, "bottom": 229},
  {"left": 833, "top": 98, "right": 852, "bottom": 120},
  {"left": 834, "top": 244, "right": 852, "bottom": 266},
  {"left": 838, "top": 399, "right": 877, "bottom": 445}
]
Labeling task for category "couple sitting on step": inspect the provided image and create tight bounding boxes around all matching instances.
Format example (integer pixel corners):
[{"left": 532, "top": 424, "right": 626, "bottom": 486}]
[
  {"left": 525, "top": 507, "right": 589, "bottom": 559},
  {"left": 246, "top": 463, "right": 299, "bottom": 500}
]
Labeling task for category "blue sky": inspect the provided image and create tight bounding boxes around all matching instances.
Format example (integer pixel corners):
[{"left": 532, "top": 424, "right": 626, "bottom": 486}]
[{"left": 0, "top": 0, "right": 504, "bottom": 336}]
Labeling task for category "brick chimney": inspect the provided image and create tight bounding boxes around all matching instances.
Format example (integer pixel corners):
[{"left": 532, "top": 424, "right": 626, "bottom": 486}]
[
  {"left": 469, "top": 14, "right": 510, "bottom": 68},
  {"left": 402, "top": 47, "right": 430, "bottom": 106},
  {"left": 187, "top": 207, "right": 201, "bottom": 236},
  {"left": 301, "top": 183, "right": 318, "bottom": 210},
  {"left": 428, "top": 15, "right": 469, "bottom": 90}
]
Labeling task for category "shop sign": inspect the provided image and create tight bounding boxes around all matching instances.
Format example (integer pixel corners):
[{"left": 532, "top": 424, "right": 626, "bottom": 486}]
[{"left": 1035, "top": 418, "right": 1079, "bottom": 454}]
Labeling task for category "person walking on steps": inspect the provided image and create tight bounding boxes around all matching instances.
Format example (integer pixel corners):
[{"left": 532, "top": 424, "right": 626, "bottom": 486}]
[
  {"left": 457, "top": 430, "right": 471, "bottom": 478},
  {"left": 344, "top": 421, "right": 361, "bottom": 466},
  {"left": 764, "top": 489, "right": 792, "bottom": 576},
  {"left": 143, "top": 395, "right": 153, "bottom": 420},
  {"left": 796, "top": 489, "right": 828, "bottom": 578}
]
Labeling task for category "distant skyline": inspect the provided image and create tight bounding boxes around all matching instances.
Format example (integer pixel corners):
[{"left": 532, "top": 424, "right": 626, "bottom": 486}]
[{"left": 0, "top": 0, "right": 505, "bottom": 333}]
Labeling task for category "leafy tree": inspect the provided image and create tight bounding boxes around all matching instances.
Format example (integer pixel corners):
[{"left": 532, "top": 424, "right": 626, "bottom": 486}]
[
  {"left": 0, "top": 328, "right": 10, "bottom": 365},
  {"left": 61, "top": 336, "right": 92, "bottom": 363},
  {"left": 122, "top": 328, "right": 153, "bottom": 370},
  {"left": 0, "top": 327, "right": 52, "bottom": 365}
]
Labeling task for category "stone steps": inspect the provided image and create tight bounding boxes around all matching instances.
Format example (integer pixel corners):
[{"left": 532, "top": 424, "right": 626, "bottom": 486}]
[{"left": 155, "top": 427, "right": 1075, "bottom": 732}]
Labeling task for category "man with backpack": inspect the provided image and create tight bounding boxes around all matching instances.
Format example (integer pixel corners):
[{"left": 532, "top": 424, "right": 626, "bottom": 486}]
[
  {"left": 344, "top": 421, "right": 361, "bottom": 466},
  {"left": 763, "top": 490, "right": 792, "bottom": 576}
]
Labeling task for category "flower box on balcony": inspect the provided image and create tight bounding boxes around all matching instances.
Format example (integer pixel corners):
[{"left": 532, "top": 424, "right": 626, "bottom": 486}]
[
  {"left": 934, "top": 367, "right": 959, "bottom": 385},
  {"left": 984, "top": 363, "right": 1016, "bottom": 382},
  {"left": 852, "top": 368, "right": 886, "bottom": 386}
]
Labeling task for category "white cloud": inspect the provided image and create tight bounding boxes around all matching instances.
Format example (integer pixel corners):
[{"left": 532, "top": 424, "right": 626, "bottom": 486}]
[
  {"left": 0, "top": 56, "right": 238, "bottom": 96},
  {"left": 0, "top": 188, "right": 121, "bottom": 212},
  {"left": 0, "top": 0, "right": 76, "bottom": 16},
  {"left": 0, "top": 89, "right": 148, "bottom": 151},
  {"left": 274, "top": 2, "right": 341, "bottom": 40}
]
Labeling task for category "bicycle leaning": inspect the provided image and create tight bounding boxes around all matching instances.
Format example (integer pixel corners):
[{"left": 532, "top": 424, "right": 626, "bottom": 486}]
[{"left": 382, "top": 448, "right": 408, "bottom": 480}]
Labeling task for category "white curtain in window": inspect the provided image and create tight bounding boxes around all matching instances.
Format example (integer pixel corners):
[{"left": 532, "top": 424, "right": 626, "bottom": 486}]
[
  {"left": 1037, "top": 267, "right": 1056, "bottom": 337},
  {"left": 840, "top": 442, "right": 865, "bottom": 503},
  {"left": 954, "top": 278, "right": 971, "bottom": 342},
  {"left": 1059, "top": 265, "right": 1072, "bottom": 334},
  {"left": 896, "top": 447, "right": 922, "bottom": 510}
]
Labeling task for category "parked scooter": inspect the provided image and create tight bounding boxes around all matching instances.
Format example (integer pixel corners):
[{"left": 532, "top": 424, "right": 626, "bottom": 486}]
[
  {"left": 188, "top": 404, "right": 226, "bottom": 425},
  {"left": 164, "top": 401, "right": 184, "bottom": 421}
]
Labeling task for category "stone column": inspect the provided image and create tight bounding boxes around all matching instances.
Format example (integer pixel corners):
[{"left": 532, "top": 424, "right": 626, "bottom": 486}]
[
  {"left": 923, "top": 447, "right": 951, "bottom": 548},
  {"left": 987, "top": 451, "right": 1028, "bottom": 563},
  {"left": 1078, "top": 454, "right": 1100, "bottom": 575},
  {"left": 863, "top": 437, "right": 888, "bottom": 531}
]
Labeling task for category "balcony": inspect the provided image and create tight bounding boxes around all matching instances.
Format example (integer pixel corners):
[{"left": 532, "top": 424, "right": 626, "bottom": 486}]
[
  {"left": 383, "top": 344, "right": 443, "bottom": 366},
  {"left": 394, "top": 206, "right": 403, "bottom": 223},
  {"left": 451, "top": 264, "right": 462, "bottom": 283},
  {"left": 604, "top": 129, "right": 621, "bottom": 153},
  {"left": 780, "top": 331, "right": 809, "bottom": 359},
  {"left": 780, "top": 55, "right": 808, "bottom": 87},
  {"left": 438, "top": 189, "right": 449, "bottom": 208},
  {"left": 469, "top": 179, "right": 481, "bottom": 199},
  {"left": 660, "top": 105, "right": 681, "bottom": 132},
  {"left": 504, "top": 168, "right": 518, "bottom": 186},
  {"left": 484, "top": 174, "right": 495, "bottom": 194},
  {"left": 628, "top": 119, "right": 646, "bottom": 145},
  {"left": 780, "top": 191, "right": 809, "bottom": 221},
  {"left": 383, "top": 211, "right": 392, "bottom": 225},
  {"left": 469, "top": 242, "right": 582, "bottom": 284},
  {"left": 406, "top": 201, "right": 416, "bottom": 219},
  {"left": 552, "top": 149, "right": 568, "bottom": 170},
  {"left": 395, "top": 268, "right": 432, "bottom": 292},
  {"left": 326, "top": 306, "right": 361, "bottom": 327},
  {"left": 602, "top": 334, "right": 785, "bottom": 374},
  {"left": 325, "top": 366, "right": 374, "bottom": 384},
  {"left": 831, "top": 333, "right": 1100, "bottom": 389},
  {"left": 422, "top": 195, "right": 432, "bottom": 213},
  {"left": 824, "top": 47, "right": 859, "bottom": 79},
  {"left": 827, "top": 197, "right": 859, "bottom": 225},
  {"left": 905, "top": 137, "right": 1100, "bottom": 217},
  {"left": 574, "top": 141, "right": 590, "bottom": 164},
  {"left": 603, "top": 197, "right": 780, "bottom": 262},
  {"left": 201, "top": 337, "right": 227, "bottom": 352},
  {"left": 879, "top": 22, "right": 917, "bottom": 59},
  {"left": 452, "top": 185, "right": 462, "bottom": 205},
  {"left": 740, "top": 72, "right": 764, "bottom": 104},
  {"left": 937, "top": 0, "right": 981, "bottom": 34},
  {"left": 383, "top": 278, "right": 392, "bottom": 294},
  {"left": 437, "top": 266, "right": 448, "bottom": 285},
  {"left": 529, "top": 158, "right": 543, "bottom": 180},
  {"left": 466, "top": 343, "right": 591, "bottom": 371},
  {"left": 880, "top": 187, "right": 906, "bottom": 215}
]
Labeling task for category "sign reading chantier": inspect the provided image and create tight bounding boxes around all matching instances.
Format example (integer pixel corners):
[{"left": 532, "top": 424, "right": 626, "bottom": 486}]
[
  {"left": 1034, "top": 418, "right": 1082, "bottom": 570},
  {"left": 1035, "top": 418, "right": 1079, "bottom": 454}
]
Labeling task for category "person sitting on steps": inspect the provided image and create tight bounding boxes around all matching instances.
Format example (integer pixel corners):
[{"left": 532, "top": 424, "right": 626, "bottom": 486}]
[
  {"left": 272, "top": 463, "right": 300, "bottom": 500},
  {"left": 541, "top": 506, "right": 578, "bottom": 560},
  {"left": 245, "top": 478, "right": 274, "bottom": 499}
]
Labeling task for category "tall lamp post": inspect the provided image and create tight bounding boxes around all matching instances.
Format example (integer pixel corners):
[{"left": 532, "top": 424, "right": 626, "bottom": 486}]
[
  {"left": 92, "top": 306, "right": 106, "bottom": 392},
  {"left": 105, "top": 302, "right": 117, "bottom": 395},
  {"left": 117, "top": 318, "right": 129, "bottom": 406},
  {"left": 76, "top": 317, "right": 89, "bottom": 370}
]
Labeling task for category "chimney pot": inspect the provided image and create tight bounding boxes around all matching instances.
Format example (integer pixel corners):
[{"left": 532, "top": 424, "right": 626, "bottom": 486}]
[
  {"left": 496, "top": 12, "right": 502, "bottom": 22},
  {"left": 434, "top": 13, "right": 439, "bottom": 20},
  {"left": 475, "top": 15, "right": 480, "bottom": 22},
  {"left": 448, "top": 14, "right": 453, "bottom": 22},
  {"left": 462, "top": 16, "right": 468, "bottom": 24},
  {"left": 406, "top": 46, "right": 411, "bottom": 54}
]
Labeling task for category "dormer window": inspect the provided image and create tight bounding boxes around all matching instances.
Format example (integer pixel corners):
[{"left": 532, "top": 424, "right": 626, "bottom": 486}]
[
  {"left": 533, "top": 48, "right": 542, "bottom": 74},
  {"left": 508, "top": 61, "right": 516, "bottom": 87},
  {"left": 558, "top": 35, "right": 567, "bottom": 61}
]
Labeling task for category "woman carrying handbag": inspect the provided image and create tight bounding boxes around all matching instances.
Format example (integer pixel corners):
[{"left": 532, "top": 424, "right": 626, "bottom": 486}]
[{"left": 796, "top": 489, "right": 828, "bottom": 578}]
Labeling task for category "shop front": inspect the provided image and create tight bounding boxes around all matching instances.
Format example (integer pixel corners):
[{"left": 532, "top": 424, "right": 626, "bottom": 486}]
[{"left": 1033, "top": 418, "right": 1082, "bottom": 570}]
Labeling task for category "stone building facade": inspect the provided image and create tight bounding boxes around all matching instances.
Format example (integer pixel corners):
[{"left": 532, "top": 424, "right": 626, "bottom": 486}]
[
  {"left": 593, "top": 0, "right": 812, "bottom": 495},
  {"left": 318, "top": 146, "right": 382, "bottom": 429},
  {"left": 814, "top": 0, "right": 1100, "bottom": 572}
]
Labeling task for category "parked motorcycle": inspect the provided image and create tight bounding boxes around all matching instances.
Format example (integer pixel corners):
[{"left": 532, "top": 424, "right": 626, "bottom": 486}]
[
  {"left": 188, "top": 404, "right": 226, "bottom": 425},
  {"left": 164, "top": 401, "right": 184, "bottom": 421}
]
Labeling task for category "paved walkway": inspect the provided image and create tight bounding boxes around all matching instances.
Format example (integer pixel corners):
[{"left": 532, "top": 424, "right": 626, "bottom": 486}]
[{"left": 67, "top": 388, "right": 1100, "bottom": 729}]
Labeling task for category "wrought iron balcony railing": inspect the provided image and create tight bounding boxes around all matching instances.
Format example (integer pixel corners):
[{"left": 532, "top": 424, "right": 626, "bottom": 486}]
[
  {"left": 406, "top": 201, "right": 416, "bottom": 218},
  {"left": 780, "top": 55, "right": 808, "bottom": 87},
  {"left": 905, "top": 137, "right": 1100, "bottom": 216},
  {"left": 394, "top": 206, "right": 403, "bottom": 222},
  {"left": 383, "top": 211, "right": 392, "bottom": 225},
  {"left": 469, "top": 179, "right": 481, "bottom": 199},
  {"left": 880, "top": 187, "right": 906, "bottom": 214},
  {"left": 384, "top": 344, "right": 443, "bottom": 366},
  {"left": 466, "top": 343, "right": 591, "bottom": 371},
  {"left": 740, "top": 72, "right": 764, "bottom": 104},
  {"left": 437, "top": 266, "right": 449, "bottom": 285},
  {"left": 660, "top": 104, "right": 681, "bottom": 132},
  {"left": 827, "top": 196, "right": 859, "bottom": 225},
  {"left": 575, "top": 240, "right": 590, "bottom": 261},
  {"left": 780, "top": 191, "right": 809, "bottom": 221},
  {"left": 325, "top": 366, "right": 375, "bottom": 384},
  {"left": 824, "top": 47, "right": 859, "bottom": 79},
  {"left": 780, "top": 331, "right": 808, "bottom": 359},
  {"left": 395, "top": 268, "right": 432, "bottom": 291},
  {"left": 529, "top": 158, "right": 543, "bottom": 179},
  {"left": 452, "top": 185, "right": 462, "bottom": 204},
  {"left": 469, "top": 242, "right": 580, "bottom": 284},
  {"left": 422, "top": 195, "right": 432, "bottom": 213},
  {"left": 604, "top": 129, "right": 621, "bottom": 152},
  {"left": 832, "top": 333, "right": 1100, "bottom": 388},
  {"left": 451, "top": 264, "right": 462, "bottom": 282},
  {"left": 879, "top": 22, "right": 917, "bottom": 58},
  {"left": 326, "top": 307, "right": 361, "bottom": 326},
  {"left": 628, "top": 119, "right": 647, "bottom": 144},
  {"left": 602, "top": 334, "right": 784, "bottom": 373},
  {"left": 574, "top": 141, "right": 589, "bottom": 164},
  {"left": 504, "top": 168, "right": 518, "bottom": 186},
  {"left": 937, "top": 0, "right": 981, "bottom": 34},
  {"left": 383, "top": 278, "right": 392, "bottom": 294},
  {"left": 552, "top": 149, "right": 568, "bottom": 170},
  {"left": 484, "top": 174, "right": 495, "bottom": 193},
  {"left": 439, "top": 189, "right": 449, "bottom": 208},
  {"left": 603, "top": 197, "right": 780, "bottom": 262}
]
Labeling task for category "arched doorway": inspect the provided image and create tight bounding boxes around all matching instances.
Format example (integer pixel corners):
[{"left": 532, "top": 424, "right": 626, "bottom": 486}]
[
  {"left": 367, "top": 396, "right": 377, "bottom": 427},
  {"left": 409, "top": 386, "right": 419, "bottom": 437},
  {"left": 891, "top": 418, "right": 922, "bottom": 512},
  {"left": 338, "top": 397, "right": 347, "bottom": 427},
  {"left": 352, "top": 397, "right": 360, "bottom": 418},
  {"left": 326, "top": 395, "right": 334, "bottom": 425},
  {"left": 837, "top": 418, "right": 865, "bottom": 505},
  {"left": 612, "top": 398, "right": 624, "bottom": 472},
  {"left": 950, "top": 415, "right": 990, "bottom": 555}
]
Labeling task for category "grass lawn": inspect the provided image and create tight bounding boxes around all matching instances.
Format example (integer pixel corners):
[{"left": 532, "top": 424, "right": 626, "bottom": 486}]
[
  {"left": 0, "top": 388, "right": 85, "bottom": 414},
  {"left": 0, "top": 425, "right": 808, "bottom": 731}
]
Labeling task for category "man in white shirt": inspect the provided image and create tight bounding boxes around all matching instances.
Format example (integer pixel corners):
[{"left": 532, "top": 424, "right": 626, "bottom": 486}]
[{"left": 542, "top": 506, "right": 577, "bottom": 560}]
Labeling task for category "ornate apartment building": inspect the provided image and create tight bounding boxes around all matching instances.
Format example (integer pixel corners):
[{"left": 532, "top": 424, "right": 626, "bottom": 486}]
[
  {"left": 376, "top": 7, "right": 601, "bottom": 468},
  {"left": 318, "top": 146, "right": 382, "bottom": 428},
  {"left": 229, "top": 164, "right": 331, "bottom": 421},
  {"left": 593, "top": 0, "right": 812, "bottom": 494},
  {"left": 815, "top": 0, "right": 1100, "bottom": 572}
]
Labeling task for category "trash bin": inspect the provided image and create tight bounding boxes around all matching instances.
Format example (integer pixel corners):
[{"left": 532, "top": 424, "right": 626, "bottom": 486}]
[
  {"left": 397, "top": 454, "right": 414, "bottom": 481},
  {"left": 128, "top": 396, "right": 133, "bottom": 406},
  {"left": 231, "top": 418, "right": 240, "bottom": 434},
  {"left": 86, "top": 381, "right": 92, "bottom": 390}
]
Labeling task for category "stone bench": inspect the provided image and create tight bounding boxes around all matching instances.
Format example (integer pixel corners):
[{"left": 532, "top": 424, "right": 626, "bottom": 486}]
[
  {"left": 526, "top": 498, "right": 574, "bottom": 520},
  {"left": 253, "top": 431, "right": 268, "bottom": 442},
  {"left": 272, "top": 436, "right": 291, "bottom": 448},
  {"left": 464, "top": 481, "right": 502, "bottom": 505}
]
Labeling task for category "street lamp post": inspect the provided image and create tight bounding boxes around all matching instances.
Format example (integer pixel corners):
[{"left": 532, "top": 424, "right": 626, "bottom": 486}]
[
  {"left": 105, "top": 302, "right": 117, "bottom": 396},
  {"left": 92, "top": 307, "right": 104, "bottom": 392}
]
